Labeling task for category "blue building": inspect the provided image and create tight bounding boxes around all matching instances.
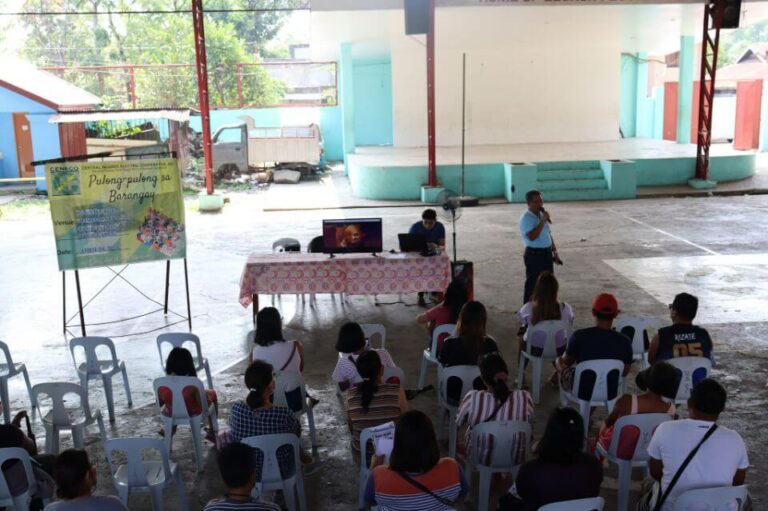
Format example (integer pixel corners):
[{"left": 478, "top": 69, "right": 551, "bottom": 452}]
[{"left": 0, "top": 60, "right": 100, "bottom": 190}]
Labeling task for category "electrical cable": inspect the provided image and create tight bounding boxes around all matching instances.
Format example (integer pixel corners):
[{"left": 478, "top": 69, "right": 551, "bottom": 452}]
[{"left": 0, "top": 7, "right": 309, "bottom": 16}]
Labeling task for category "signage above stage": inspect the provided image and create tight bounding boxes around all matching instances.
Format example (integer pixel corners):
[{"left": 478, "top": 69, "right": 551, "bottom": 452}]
[{"left": 312, "top": 0, "right": 705, "bottom": 10}]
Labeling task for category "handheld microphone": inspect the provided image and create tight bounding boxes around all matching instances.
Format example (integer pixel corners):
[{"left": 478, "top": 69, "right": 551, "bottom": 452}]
[{"left": 541, "top": 207, "right": 552, "bottom": 224}]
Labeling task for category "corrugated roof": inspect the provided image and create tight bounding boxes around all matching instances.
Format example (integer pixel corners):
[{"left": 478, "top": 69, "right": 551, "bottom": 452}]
[
  {"left": 50, "top": 109, "right": 192, "bottom": 124},
  {"left": 0, "top": 58, "right": 100, "bottom": 110}
]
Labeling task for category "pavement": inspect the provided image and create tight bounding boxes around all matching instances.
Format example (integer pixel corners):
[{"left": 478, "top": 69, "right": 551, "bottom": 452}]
[{"left": 0, "top": 169, "right": 767, "bottom": 510}]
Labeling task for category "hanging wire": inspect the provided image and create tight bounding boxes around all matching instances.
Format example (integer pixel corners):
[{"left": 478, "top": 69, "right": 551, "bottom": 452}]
[{"left": 0, "top": 6, "right": 309, "bottom": 16}]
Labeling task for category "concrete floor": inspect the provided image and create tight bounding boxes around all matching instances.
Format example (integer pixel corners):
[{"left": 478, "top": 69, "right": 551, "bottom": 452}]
[{"left": 0, "top": 188, "right": 766, "bottom": 510}]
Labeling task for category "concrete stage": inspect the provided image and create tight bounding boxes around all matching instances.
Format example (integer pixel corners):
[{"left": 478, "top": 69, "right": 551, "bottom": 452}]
[{"left": 346, "top": 138, "right": 757, "bottom": 202}]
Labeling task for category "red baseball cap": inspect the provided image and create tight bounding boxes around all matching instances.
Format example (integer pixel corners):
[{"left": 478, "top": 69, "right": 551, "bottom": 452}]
[{"left": 592, "top": 293, "right": 619, "bottom": 316}]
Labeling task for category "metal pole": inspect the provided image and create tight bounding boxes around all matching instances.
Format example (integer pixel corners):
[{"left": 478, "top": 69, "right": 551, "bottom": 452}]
[
  {"left": 74, "top": 270, "right": 86, "bottom": 337},
  {"left": 192, "top": 0, "right": 214, "bottom": 195},
  {"left": 164, "top": 259, "right": 171, "bottom": 315},
  {"left": 694, "top": 0, "right": 724, "bottom": 181},
  {"left": 461, "top": 52, "right": 466, "bottom": 197},
  {"left": 62, "top": 271, "right": 66, "bottom": 334},
  {"left": 427, "top": 0, "right": 437, "bottom": 186},
  {"left": 183, "top": 258, "right": 192, "bottom": 331}
]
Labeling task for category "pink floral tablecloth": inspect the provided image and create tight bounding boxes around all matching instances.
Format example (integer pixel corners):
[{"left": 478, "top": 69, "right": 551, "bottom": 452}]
[{"left": 239, "top": 252, "right": 452, "bottom": 307}]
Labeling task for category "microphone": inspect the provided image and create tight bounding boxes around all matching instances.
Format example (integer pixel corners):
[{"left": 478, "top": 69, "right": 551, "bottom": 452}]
[{"left": 541, "top": 207, "right": 552, "bottom": 224}]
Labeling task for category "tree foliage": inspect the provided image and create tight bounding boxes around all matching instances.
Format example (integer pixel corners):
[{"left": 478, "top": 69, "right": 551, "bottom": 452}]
[
  {"left": 718, "top": 19, "right": 768, "bottom": 67},
  {"left": 18, "top": 0, "right": 292, "bottom": 108}
]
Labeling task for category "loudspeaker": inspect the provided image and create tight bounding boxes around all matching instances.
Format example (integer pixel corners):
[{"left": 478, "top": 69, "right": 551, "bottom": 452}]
[
  {"left": 405, "top": 0, "right": 429, "bottom": 35},
  {"left": 451, "top": 260, "right": 474, "bottom": 302},
  {"left": 722, "top": 0, "right": 742, "bottom": 29}
]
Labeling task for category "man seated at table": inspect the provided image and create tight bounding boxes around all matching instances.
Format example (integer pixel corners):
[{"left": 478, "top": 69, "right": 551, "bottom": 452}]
[{"left": 409, "top": 209, "right": 446, "bottom": 306}]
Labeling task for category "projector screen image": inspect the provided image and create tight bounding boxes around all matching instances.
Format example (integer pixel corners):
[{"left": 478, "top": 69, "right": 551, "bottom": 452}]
[{"left": 322, "top": 218, "right": 383, "bottom": 254}]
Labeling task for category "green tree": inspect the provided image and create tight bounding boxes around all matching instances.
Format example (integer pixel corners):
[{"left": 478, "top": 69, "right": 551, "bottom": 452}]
[
  {"left": 206, "top": 0, "right": 303, "bottom": 53},
  {"left": 718, "top": 19, "right": 768, "bottom": 67}
]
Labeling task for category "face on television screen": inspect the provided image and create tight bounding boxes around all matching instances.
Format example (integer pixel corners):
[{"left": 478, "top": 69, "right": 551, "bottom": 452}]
[{"left": 322, "top": 218, "right": 383, "bottom": 253}]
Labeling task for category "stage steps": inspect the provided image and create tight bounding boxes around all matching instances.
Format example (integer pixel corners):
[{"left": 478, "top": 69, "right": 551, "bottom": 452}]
[{"left": 535, "top": 161, "right": 608, "bottom": 197}]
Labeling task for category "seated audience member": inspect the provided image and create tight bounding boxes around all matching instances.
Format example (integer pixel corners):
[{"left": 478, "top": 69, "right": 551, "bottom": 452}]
[
  {"left": 637, "top": 292, "right": 714, "bottom": 391},
  {"left": 249, "top": 307, "right": 304, "bottom": 373},
  {"left": 595, "top": 361, "right": 677, "bottom": 454},
  {"left": 346, "top": 351, "right": 408, "bottom": 453},
  {"left": 416, "top": 280, "right": 468, "bottom": 349},
  {"left": 0, "top": 411, "right": 54, "bottom": 510},
  {"left": 203, "top": 442, "right": 280, "bottom": 511},
  {"left": 44, "top": 449, "right": 128, "bottom": 510},
  {"left": 457, "top": 353, "right": 534, "bottom": 464},
  {"left": 517, "top": 271, "right": 573, "bottom": 354},
  {"left": 438, "top": 301, "right": 498, "bottom": 367},
  {"left": 648, "top": 378, "right": 748, "bottom": 511},
  {"left": 556, "top": 293, "right": 632, "bottom": 391},
  {"left": 499, "top": 408, "right": 602, "bottom": 511},
  {"left": 157, "top": 347, "right": 218, "bottom": 441},
  {"left": 226, "top": 360, "right": 307, "bottom": 480},
  {"left": 365, "top": 410, "right": 468, "bottom": 510},
  {"left": 332, "top": 322, "right": 398, "bottom": 392}
]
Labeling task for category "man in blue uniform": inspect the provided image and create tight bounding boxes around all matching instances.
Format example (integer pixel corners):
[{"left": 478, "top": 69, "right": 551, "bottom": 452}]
[
  {"left": 409, "top": 209, "right": 446, "bottom": 306},
  {"left": 519, "top": 190, "right": 562, "bottom": 304}
]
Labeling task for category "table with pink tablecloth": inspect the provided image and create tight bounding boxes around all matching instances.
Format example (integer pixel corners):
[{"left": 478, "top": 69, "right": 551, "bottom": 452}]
[{"left": 239, "top": 252, "right": 452, "bottom": 308}]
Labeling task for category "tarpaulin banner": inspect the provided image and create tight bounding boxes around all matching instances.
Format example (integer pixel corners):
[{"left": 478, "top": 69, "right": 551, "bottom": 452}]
[{"left": 45, "top": 159, "right": 186, "bottom": 271}]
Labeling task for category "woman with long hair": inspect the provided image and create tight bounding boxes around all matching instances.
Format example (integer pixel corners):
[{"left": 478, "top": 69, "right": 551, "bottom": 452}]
[
  {"left": 438, "top": 301, "right": 498, "bottom": 368},
  {"left": 517, "top": 271, "right": 573, "bottom": 352},
  {"left": 364, "top": 410, "right": 468, "bottom": 510},
  {"left": 249, "top": 307, "right": 304, "bottom": 373},
  {"left": 499, "top": 408, "right": 602, "bottom": 510},
  {"left": 416, "top": 280, "right": 468, "bottom": 349},
  {"left": 457, "top": 353, "right": 534, "bottom": 465},
  {"left": 345, "top": 350, "right": 407, "bottom": 454},
  {"left": 332, "top": 322, "right": 399, "bottom": 392},
  {"left": 226, "top": 360, "right": 306, "bottom": 479}
]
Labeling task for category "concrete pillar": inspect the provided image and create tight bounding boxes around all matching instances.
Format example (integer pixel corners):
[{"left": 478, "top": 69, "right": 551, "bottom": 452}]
[
  {"left": 620, "top": 54, "right": 638, "bottom": 138},
  {"left": 339, "top": 42, "right": 356, "bottom": 173},
  {"left": 677, "top": 8, "right": 696, "bottom": 144}
]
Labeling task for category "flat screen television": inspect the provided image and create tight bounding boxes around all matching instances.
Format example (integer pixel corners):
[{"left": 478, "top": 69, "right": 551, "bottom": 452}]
[{"left": 322, "top": 218, "right": 383, "bottom": 254}]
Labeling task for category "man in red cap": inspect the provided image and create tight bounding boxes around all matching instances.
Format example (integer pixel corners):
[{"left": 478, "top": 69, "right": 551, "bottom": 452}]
[{"left": 556, "top": 293, "right": 633, "bottom": 391}]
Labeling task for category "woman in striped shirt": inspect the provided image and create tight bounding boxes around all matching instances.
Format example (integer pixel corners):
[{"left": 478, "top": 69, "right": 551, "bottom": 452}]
[
  {"left": 456, "top": 353, "right": 534, "bottom": 465},
  {"left": 346, "top": 350, "right": 408, "bottom": 453},
  {"left": 365, "top": 410, "right": 468, "bottom": 511}
]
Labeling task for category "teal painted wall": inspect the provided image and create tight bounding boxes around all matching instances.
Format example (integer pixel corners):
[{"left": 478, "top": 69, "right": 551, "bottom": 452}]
[
  {"left": 339, "top": 43, "right": 356, "bottom": 171},
  {"left": 353, "top": 60, "right": 393, "bottom": 146},
  {"left": 189, "top": 106, "right": 344, "bottom": 162},
  {"left": 653, "top": 86, "right": 665, "bottom": 140},
  {"left": 677, "top": 36, "right": 695, "bottom": 144},
  {"left": 0, "top": 113, "right": 15, "bottom": 179},
  {"left": 620, "top": 54, "right": 638, "bottom": 138}
]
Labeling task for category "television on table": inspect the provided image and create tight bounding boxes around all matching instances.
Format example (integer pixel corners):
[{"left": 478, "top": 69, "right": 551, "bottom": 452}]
[{"left": 322, "top": 218, "right": 383, "bottom": 254}]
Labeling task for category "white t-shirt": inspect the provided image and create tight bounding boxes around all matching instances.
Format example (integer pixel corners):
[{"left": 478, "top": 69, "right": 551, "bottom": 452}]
[
  {"left": 647, "top": 419, "right": 749, "bottom": 511},
  {"left": 251, "top": 340, "right": 301, "bottom": 373},
  {"left": 517, "top": 301, "right": 574, "bottom": 327},
  {"left": 332, "top": 348, "right": 396, "bottom": 385}
]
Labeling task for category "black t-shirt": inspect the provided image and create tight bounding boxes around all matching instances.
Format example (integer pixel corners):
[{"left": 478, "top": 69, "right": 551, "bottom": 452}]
[
  {"left": 502, "top": 453, "right": 603, "bottom": 510},
  {"left": 656, "top": 324, "right": 713, "bottom": 361},
  {"left": 438, "top": 336, "right": 498, "bottom": 367},
  {"left": 565, "top": 326, "right": 633, "bottom": 364}
]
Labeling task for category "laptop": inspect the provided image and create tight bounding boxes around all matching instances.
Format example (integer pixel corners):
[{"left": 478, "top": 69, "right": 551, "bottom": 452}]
[{"left": 398, "top": 233, "right": 427, "bottom": 253}]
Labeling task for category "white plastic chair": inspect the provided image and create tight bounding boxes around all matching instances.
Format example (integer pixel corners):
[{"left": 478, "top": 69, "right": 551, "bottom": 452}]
[
  {"left": 382, "top": 365, "right": 405, "bottom": 388},
  {"left": 466, "top": 420, "right": 531, "bottom": 511},
  {"left": 417, "top": 323, "right": 455, "bottom": 391},
  {"left": 672, "top": 485, "right": 749, "bottom": 510},
  {"left": 360, "top": 324, "right": 386, "bottom": 349},
  {"left": 241, "top": 433, "right": 307, "bottom": 511},
  {"left": 516, "top": 319, "right": 569, "bottom": 404},
  {"left": 559, "top": 359, "right": 625, "bottom": 433},
  {"left": 615, "top": 317, "right": 657, "bottom": 369},
  {"left": 152, "top": 376, "right": 218, "bottom": 472},
  {"left": 31, "top": 382, "right": 107, "bottom": 455},
  {"left": 69, "top": 336, "right": 133, "bottom": 422},
  {"left": 595, "top": 413, "right": 672, "bottom": 511},
  {"left": 273, "top": 372, "right": 317, "bottom": 455},
  {"left": 357, "top": 425, "right": 394, "bottom": 509},
  {"left": 104, "top": 437, "right": 189, "bottom": 511},
  {"left": 666, "top": 356, "right": 713, "bottom": 405},
  {"left": 539, "top": 497, "right": 606, "bottom": 511},
  {"left": 438, "top": 364, "right": 480, "bottom": 458},
  {"left": 0, "top": 341, "right": 35, "bottom": 423},
  {"left": 156, "top": 333, "right": 213, "bottom": 389},
  {"left": 0, "top": 447, "right": 50, "bottom": 510}
]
